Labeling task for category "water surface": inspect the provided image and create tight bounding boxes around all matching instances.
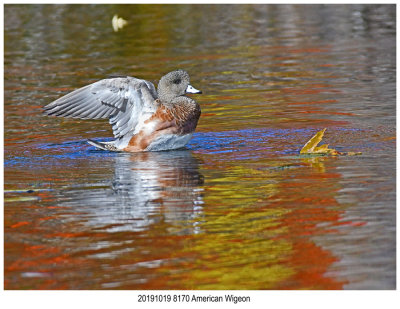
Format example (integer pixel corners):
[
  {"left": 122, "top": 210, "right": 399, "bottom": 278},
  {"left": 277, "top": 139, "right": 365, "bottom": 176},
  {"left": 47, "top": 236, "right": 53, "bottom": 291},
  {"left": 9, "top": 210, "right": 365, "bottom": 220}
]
[{"left": 4, "top": 4, "right": 396, "bottom": 289}]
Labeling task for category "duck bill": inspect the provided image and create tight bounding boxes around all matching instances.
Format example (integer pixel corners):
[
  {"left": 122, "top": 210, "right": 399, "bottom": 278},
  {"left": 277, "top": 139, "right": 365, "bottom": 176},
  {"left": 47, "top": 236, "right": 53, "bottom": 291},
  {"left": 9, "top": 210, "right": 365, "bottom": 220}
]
[{"left": 186, "top": 84, "right": 202, "bottom": 94}]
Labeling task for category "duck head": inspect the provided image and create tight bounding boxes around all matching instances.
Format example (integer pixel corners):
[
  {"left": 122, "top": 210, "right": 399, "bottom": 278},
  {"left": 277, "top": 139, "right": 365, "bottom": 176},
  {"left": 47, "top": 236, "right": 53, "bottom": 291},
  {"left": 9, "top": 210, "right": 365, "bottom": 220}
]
[{"left": 157, "top": 70, "right": 201, "bottom": 102}]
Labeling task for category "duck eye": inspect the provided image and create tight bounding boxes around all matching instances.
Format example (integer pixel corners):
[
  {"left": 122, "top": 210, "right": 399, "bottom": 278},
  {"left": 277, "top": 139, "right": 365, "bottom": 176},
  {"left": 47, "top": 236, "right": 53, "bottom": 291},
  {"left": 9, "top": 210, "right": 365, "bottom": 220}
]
[{"left": 173, "top": 79, "right": 181, "bottom": 84}]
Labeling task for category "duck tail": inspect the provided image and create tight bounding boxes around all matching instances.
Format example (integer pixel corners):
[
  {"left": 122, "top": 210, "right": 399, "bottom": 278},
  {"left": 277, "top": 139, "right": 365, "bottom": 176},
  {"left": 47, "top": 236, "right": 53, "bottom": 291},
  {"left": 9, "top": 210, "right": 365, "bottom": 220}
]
[{"left": 87, "top": 139, "right": 119, "bottom": 151}]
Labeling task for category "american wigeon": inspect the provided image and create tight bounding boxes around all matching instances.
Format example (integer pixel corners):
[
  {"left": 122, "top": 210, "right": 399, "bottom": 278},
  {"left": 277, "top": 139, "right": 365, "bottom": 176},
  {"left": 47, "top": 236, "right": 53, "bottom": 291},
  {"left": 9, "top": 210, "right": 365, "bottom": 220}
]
[{"left": 43, "top": 70, "right": 202, "bottom": 152}]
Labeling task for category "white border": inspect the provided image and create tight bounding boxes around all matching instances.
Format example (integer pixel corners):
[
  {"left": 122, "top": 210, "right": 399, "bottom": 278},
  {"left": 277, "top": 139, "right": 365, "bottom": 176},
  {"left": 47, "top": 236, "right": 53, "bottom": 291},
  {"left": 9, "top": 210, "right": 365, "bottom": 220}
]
[{"left": 1, "top": 1, "right": 399, "bottom": 308}]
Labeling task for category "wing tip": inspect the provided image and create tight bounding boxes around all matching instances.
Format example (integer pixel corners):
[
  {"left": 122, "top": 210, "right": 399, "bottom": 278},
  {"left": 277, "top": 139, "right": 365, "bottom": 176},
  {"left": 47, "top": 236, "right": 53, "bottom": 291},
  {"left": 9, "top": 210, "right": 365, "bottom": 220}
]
[{"left": 87, "top": 139, "right": 119, "bottom": 151}]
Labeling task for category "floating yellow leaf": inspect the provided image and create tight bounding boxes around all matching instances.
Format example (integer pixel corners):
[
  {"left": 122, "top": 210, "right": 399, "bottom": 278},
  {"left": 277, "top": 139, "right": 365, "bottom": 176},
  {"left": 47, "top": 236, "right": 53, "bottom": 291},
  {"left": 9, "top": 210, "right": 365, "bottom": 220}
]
[
  {"left": 112, "top": 15, "right": 127, "bottom": 32},
  {"left": 346, "top": 151, "right": 363, "bottom": 156},
  {"left": 300, "top": 128, "right": 329, "bottom": 154},
  {"left": 300, "top": 128, "right": 361, "bottom": 156}
]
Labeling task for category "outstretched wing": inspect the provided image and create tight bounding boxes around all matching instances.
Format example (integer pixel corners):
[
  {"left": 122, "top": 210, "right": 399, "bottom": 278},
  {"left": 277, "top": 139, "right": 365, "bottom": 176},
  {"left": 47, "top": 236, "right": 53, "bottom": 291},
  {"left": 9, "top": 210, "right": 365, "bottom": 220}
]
[{"left": 43, "top": 76, "right": 158, "bottom": 139}]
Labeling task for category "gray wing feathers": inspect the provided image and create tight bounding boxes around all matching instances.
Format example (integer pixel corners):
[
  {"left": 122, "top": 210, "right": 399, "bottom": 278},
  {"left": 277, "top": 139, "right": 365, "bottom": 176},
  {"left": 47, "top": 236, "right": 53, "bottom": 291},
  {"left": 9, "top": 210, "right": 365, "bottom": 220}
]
[
  {"left": 144, "top": 80, "right": 157, "bottom": 98},
  {"left": 44, "top": 77, "right": 158, "bottom": 139}
]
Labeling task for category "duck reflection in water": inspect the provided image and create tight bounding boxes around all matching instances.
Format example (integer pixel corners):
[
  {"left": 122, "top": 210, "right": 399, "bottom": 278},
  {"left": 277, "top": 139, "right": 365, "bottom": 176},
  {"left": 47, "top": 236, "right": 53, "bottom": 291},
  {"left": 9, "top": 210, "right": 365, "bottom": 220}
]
[{"left": 61, "top": 150, "right": 204, "bottom": 234}]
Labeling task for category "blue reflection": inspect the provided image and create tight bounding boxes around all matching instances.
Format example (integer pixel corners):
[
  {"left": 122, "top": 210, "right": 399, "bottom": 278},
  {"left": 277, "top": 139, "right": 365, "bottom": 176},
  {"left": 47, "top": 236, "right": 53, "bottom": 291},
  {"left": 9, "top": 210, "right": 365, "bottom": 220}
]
[{"left": 4, "top": 127, "right": 365, "bottom": 167}]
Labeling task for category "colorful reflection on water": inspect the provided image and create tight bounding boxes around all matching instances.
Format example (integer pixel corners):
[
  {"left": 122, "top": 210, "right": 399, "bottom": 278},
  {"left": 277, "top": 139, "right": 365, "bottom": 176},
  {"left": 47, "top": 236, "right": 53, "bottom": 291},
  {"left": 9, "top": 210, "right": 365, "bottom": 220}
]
[{"left": 4, "top": 4, "right": 395, "bottom": 289}]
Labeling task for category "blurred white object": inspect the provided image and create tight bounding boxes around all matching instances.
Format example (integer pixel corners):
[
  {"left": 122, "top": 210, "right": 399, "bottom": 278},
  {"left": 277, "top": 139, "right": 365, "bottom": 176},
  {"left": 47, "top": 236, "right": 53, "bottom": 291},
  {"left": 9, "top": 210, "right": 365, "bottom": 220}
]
[{"left": 112, "top": 14, "right": 127, "bottom": 32}]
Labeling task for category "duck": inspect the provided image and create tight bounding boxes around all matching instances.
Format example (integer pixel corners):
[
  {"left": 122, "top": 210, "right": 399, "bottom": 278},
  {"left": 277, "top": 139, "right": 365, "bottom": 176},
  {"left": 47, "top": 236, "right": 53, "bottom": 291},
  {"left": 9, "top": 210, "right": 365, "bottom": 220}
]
[{"left": 43, "top": 70, "right": 202, "bottom": 152}]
